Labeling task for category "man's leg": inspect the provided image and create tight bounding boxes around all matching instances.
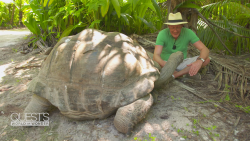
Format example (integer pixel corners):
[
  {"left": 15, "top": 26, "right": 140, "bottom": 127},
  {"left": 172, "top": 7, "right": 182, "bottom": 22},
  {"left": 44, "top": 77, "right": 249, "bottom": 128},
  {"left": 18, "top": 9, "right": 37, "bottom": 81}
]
[
  {"left": 173, "top": 57, "right": 210, "bottom": 78},
  {"left": 173, "top": 66, "right": 191, "bottom": 78}
]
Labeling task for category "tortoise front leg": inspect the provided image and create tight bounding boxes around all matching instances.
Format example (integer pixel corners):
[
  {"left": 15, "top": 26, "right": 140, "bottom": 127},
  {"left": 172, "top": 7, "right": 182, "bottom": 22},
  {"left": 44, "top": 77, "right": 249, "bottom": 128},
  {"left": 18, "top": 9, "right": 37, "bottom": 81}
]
[
  {"left": 24, "top": 94, "right": 52, "bottom": 121},
  {"left": 154, "top": 51, "right": 184, "bottom": 89},
  {"left": 114, "top": 94, "right": 153, "bottom": 135}
]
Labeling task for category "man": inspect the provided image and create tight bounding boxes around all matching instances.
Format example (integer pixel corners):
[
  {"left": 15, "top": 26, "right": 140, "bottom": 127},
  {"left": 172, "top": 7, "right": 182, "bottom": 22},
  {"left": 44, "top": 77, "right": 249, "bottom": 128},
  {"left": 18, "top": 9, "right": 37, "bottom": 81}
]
[{"left": 153, "top": 12, "right": 210, "bottom": 79}]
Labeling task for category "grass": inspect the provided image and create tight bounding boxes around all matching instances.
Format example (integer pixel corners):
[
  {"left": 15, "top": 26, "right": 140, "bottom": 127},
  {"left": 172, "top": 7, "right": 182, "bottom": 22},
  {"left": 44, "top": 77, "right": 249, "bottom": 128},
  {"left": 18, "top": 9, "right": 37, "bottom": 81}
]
[
  {"left": 1, "top": 126, "right": 28, "bottom": 141},
  {"left": 170, "top": 96, "right": 182, "bottom": 101},
  {"left": 39, "top": 122, "right": 59, "bottom": 141},
  {"left": 184, "top": 107, "right": 189, "bottom": 112},
  {"left": 12, "top": 48, "right": 18, "bottom": 53},
  {"left": 170, "top": 115, "right": 221, "bottom": 141},
  {"left": 235, "top": 105, "right": 250, "bottom": 113},
  {"left": 134, "top": 133, "right": 156, "bottom": 141},
  {"left": 194, "top": 83, "right": 250, "bottom": 114}
]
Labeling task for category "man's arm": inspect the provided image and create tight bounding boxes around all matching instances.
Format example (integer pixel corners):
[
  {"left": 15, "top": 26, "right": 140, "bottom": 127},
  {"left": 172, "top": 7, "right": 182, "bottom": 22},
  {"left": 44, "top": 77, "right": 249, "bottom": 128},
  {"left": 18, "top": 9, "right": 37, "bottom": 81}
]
[
  {"left": 187, "top": 40, "right": 210, "bottom": 76},
  {"left": 153, "top": 45, "right": 166, "bottom": 68},
  {"left": 193, "top": 40, "right": 209, "bottom": 60}
]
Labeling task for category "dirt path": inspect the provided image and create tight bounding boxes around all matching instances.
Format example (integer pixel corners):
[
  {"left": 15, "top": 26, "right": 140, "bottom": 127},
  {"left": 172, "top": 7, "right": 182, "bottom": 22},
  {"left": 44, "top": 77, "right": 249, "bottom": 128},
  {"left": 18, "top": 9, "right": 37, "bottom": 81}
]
[
  {"left": 0, "top": 28, "right": 31, "bottom": 48},
  {"left": 0, "top": 29, "right": 249, "bottom": 141}
]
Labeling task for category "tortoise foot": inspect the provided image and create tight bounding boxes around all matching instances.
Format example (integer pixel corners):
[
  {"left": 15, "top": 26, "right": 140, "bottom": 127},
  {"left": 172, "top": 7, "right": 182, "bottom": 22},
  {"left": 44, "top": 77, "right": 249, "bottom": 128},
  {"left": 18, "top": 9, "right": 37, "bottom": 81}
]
[
  {"left": 114, "top": 94, "right": 153, "bottom": 134},
  {"left": 24, "top": 94, "right": 52, "bottom": 121}
]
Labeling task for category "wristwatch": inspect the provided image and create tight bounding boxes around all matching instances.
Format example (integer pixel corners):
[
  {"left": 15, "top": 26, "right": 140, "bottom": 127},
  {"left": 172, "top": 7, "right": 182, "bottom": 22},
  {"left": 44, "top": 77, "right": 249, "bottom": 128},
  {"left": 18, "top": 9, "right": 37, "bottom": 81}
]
[{"left": 197, "top": 57, "right": 205, "bottom": 63}]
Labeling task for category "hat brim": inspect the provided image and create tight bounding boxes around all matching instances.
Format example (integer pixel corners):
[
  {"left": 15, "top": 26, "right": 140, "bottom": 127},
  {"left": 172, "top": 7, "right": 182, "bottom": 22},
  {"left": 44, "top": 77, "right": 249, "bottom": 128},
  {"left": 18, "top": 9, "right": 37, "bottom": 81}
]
[{"left": 164, "top": 22, "right": 188, "bottom": 25}]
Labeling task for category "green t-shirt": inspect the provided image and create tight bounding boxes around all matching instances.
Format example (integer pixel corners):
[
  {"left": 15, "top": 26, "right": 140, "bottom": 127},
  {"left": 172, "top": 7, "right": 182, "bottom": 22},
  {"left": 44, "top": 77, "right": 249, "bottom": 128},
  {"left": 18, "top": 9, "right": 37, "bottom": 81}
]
[{"left": 155, "top": 27, "right": 200, "bottom": 61}]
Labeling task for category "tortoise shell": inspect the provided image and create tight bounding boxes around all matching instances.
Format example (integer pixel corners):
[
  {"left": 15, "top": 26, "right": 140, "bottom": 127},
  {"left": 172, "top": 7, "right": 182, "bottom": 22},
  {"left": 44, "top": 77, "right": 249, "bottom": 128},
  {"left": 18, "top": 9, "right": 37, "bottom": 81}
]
[{"left": 28, "top": 29, "right": 159, "bottom": 120}]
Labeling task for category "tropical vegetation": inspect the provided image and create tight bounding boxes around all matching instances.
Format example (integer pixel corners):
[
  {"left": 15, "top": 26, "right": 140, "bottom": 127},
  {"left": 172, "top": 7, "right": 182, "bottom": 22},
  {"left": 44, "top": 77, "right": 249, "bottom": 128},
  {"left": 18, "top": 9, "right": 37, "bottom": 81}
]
[
  {"left": 0, "top": 0, "right": 28, "bottom": 28},
  {"left": 197, "top": 0, "right": 250, "bottom": 55},
  {"left": 0, "top": 0, "right": 250, "bottom": 55}
]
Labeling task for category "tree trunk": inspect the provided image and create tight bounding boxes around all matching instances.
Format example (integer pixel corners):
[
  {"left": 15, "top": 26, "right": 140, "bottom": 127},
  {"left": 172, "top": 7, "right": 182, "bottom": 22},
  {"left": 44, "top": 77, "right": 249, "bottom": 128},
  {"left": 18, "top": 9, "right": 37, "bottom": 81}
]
[
  {"left": 162, "top": 0, "right": 199, "bottom": 34},
  {"left": 178, "top": 8, "right": 198, "bottom": 34},
  {"left": 19, "top": 2, "right": 24, "bottom": 27},
  {"left": 19, "top": 10, "right": 24, "bottom": 27},
  {"left": 8, "top": 4, "right": 12, "bottom": 25},
  {"left": 162, "top": 0, "right": 172, "bottom": 29},
  {"left": 11, "top": 1, "right": 15, "bottom": 27}
]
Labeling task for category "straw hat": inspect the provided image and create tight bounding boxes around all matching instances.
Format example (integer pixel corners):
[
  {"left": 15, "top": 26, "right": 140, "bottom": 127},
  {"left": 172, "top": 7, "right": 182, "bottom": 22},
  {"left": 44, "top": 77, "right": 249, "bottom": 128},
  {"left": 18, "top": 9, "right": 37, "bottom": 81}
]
[{"left": 164, "top": 12, "right": 188, "bottom": 25}]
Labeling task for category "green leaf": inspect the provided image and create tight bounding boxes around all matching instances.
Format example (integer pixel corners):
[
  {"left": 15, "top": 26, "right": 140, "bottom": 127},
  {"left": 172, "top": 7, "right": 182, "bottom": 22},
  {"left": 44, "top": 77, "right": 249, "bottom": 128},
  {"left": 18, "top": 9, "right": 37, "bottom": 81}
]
[
  {"left": 24, "top": 21, "right": 37, "bottom": 35},
  {"left": 178, "top": 3, "right": 201, "bottom": 9},
  {"left": 221, "top": 15, "right": 229, "bottom": 28},
  {"left": 224, "top": 94, "right": 231, "bottom": 101},
  {"left": 120, "top": 13, "right": 130, "bottom": 25},
  {"left": 138, "top": 4, "right": 151, "bottom": 18},
  {"left": 151, "top": 0, "right": 162, "bottom": 20},
  {"left": 212, "top": 125, "right": 217, "bottom": 130},
  {"left": 147, "top": 3, "right": 156, "bottom": 13},
  {"left": 111, "top": 0, "right": 121, "bottom": 18},
  {"left": 247, "top": 3, "right": 250, "bottom": 8},
  {"left": 48, "top": 0, "right": 54, "bottom": 6},
  {"left": 24, "top": 14, "right": 41, "bottom": 36},
  {"left": 130, "top": 0, "right": 139, "bottom": 10},
  {"left": 101, "top": 0, "right": 109, "bottom": 17},
  {"left": 89, "top": 20, "right": 101, "bottom": 28},
  {"left": 121, "top": 3, "right": 131, "bottom": 13},
  {"left": 58, "top": 25, "right": 74, "bottom": 41},
  {"left": 21, "top": 5, "right": 30, "bottom": 10},
  {"left": 75, "top": 7, "right": 86, "bottom": 17},
  {"left": 138, "top": 17, "right": 156, "bottom": 30},
  {"left": 174, "top": 0, "right": 201, "bottom": 11},
  {"left": 44, "top": 0, "right": 48, "bottom": 7},
  {"left": 87, "top": 1, "right": 100, "bottom": 12},
  {"left": 73, "top": 22, "right": 87, "bottom": 28}
]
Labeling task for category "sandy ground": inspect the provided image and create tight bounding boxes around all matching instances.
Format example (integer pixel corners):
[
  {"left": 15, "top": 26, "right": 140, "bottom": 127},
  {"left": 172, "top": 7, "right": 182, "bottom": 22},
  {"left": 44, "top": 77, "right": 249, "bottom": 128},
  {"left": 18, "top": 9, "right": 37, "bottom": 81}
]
[
  {"left": 0, "top": 28, "right": 249, "bottom": 141},
  {"left": 0, "top": 29, "right": 31, "bottom": 48}
]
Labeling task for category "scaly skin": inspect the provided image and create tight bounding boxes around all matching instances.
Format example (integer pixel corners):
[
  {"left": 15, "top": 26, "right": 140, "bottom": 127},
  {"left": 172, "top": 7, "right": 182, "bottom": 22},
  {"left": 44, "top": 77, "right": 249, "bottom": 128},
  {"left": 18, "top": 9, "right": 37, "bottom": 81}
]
[
  {"left": 114, "top": 94, "right": 153, "bottom": 135},
  {"left": 154, "top": 51, "right": 184, "bottom": 89},
  {"left": 23, "top": 94, "right": 52, "bottom": 121}
]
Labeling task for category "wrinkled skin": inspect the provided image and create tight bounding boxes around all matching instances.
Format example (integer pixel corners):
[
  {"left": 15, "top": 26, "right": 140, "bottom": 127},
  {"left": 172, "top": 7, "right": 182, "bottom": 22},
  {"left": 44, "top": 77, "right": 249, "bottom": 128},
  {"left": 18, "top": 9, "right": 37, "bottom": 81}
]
[{"left": 24, "top": 29, "right": 183, "bottom": 134}]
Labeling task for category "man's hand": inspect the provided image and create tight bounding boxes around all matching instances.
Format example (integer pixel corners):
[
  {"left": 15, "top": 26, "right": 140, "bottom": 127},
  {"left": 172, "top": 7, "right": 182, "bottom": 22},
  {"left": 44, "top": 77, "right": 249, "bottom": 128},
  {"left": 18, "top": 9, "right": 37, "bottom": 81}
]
[
  {"left": 153, "top": 45, "right": 166, "bottom": 68},
  {"left": 187, "top": 60, "right": 203, "bottom": 76}
]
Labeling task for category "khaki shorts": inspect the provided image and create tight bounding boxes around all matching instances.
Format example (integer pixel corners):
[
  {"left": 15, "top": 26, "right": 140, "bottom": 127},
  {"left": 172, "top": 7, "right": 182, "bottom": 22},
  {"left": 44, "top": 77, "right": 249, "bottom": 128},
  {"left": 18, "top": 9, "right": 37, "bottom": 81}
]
[
  {"left": 176, "top": 56, "right": 199, "bottom": 71},
  {"left": 165, "top": 56, "right": 199, "bottom": 72}
]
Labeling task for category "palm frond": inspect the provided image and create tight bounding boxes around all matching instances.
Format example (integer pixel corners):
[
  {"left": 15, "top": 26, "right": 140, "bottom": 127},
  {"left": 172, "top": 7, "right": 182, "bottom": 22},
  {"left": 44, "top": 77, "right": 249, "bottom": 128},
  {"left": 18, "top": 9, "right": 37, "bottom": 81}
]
[
  {"left": 197, "top": 0, "right": 250, "bottom": 55},
  {"left": 200, "top": 1, "right": 250, "bottom": 26},
  {"left": 198, "top": 18, "right": 250, "bottom": 54}
]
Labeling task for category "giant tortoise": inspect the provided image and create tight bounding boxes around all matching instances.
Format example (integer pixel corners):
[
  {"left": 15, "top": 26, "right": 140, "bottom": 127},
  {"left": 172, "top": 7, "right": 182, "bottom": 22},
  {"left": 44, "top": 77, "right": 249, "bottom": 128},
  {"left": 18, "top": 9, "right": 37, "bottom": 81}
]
[{"left": 24, "top": 29, "right": 183, "bottom": 134}]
